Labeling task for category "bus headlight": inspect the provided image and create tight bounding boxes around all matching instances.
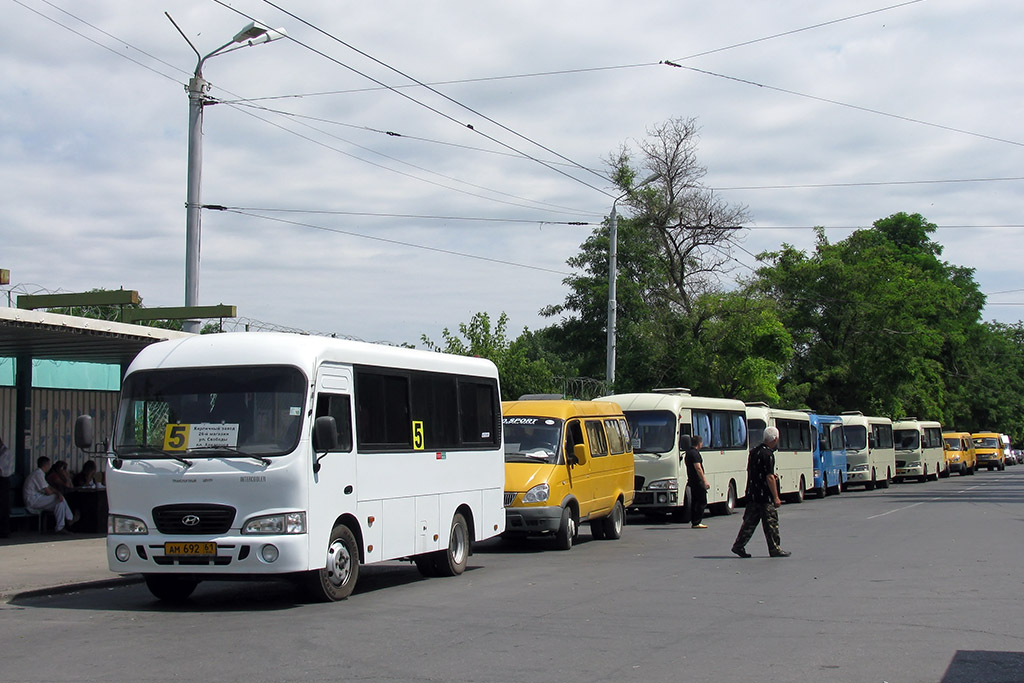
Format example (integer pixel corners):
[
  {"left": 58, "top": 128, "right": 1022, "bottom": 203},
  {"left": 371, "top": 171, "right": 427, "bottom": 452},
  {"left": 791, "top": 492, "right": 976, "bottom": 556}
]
[
  {"left": 850, "top": 464, "right": 869, "bottom": 472},
  {"left": 522, "top": 483, "right": 550, "bottom": 504},
  {"left": 647, "top": 479, "right": 678, "bottom": 491},
  {"left": 242, "top": 512, "right": 307, "bottom": 535},
  {"left": 109, "top": 515, "right": 148, "bottom": 535},
  {"left": 908, "top": 462, "right": 922, "bottom": 469}
]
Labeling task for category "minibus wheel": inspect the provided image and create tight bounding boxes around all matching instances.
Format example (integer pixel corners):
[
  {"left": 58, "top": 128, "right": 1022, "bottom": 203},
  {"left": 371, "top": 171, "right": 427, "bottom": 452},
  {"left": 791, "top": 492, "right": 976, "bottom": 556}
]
[
  {"left": 601, "top": 500, "right": 625, "bottom": 540},
  {"left": 144, "top": 574, "right": 198, "bottom": 603},
  {"left": 554, "top": 506, "right": 576, "bottom": 551},
  {"left": 306, "top": 524, "right": 359, "bottom": 601}
]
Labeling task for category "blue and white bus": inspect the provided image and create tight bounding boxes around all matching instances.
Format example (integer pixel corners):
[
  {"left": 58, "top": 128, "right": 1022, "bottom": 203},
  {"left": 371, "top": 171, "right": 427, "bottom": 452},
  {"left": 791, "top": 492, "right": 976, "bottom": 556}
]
[{"left": 807, "top": 413, "right": 847, "bottom": 497}]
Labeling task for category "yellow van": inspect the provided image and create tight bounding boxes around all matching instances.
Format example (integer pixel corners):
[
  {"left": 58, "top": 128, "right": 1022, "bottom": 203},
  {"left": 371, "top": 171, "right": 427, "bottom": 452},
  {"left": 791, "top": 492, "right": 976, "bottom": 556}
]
[
  {"left": 971, "top": 431, "right": 1006, "bottom": 471},
  {"left": 942, "top": 432, "right": 976, "bottom": 476},
  {"left": 501, "top": 400, "right": 635, "bottom": 550}
]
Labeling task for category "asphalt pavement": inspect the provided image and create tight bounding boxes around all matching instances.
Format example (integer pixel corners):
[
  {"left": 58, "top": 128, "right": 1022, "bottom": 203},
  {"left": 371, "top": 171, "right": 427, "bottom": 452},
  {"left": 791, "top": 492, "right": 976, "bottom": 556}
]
[{"left": 0, "top": 530, "right": 137, "bottom": 601}]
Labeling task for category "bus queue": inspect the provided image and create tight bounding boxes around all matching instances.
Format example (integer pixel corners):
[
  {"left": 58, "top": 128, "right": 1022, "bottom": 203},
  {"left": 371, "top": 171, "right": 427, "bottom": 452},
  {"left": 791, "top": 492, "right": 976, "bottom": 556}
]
[{"left": 77, "top": 332, "right": 1017, "bottom": 603}]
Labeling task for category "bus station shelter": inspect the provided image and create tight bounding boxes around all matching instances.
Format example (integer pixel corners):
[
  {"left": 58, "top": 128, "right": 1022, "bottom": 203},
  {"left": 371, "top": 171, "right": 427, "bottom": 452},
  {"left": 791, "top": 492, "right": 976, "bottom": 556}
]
[{"left": 0, "top": 307, "right": 189, "bottom": 475}]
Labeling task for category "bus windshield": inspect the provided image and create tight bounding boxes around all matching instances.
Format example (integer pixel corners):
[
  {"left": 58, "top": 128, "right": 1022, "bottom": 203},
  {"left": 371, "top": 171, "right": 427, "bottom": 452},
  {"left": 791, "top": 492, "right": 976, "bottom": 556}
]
[
  {"left": 894, "top": 430, "right": 921, "bottom": 450},
  {"left": 115, "top": 365, "right": 307, "bottom": 458},
  {"left": 748, "top": 419, "right": 767, "bottom": 447},
  {"left": 502, "top": 417, "right": 562, "bottom": 464},
  {"left": 843, "top": 425, "right": 867, "bottom": 450},
  {"left": 623, "top": 410, "right": 677, "bottom": 454}
]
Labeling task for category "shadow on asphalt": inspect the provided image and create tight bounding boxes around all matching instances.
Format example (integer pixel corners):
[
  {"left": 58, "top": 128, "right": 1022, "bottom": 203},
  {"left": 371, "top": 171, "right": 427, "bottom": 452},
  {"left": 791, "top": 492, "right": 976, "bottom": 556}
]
[
  {"left": 942, "top": 650, "right": 1024, "bottom": 683},
  {"left": 10, "top": 562, "right": 483, "bottom": 613}
]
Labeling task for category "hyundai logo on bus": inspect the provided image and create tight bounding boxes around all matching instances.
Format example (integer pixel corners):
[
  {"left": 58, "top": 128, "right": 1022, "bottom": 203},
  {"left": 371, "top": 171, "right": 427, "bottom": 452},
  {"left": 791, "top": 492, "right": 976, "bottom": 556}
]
[{"left": 182, "top": 515, "right": 201, "bottom": 526}]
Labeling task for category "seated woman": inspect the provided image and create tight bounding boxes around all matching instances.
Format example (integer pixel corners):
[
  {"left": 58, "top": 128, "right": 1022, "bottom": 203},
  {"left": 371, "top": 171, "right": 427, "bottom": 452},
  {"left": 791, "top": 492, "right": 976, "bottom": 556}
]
[
  {"left": 73, "top": 459, "right": 99, "bottom": 488},
  {"left": 46, "top": 460, "right": 74, "bottom": 494}
]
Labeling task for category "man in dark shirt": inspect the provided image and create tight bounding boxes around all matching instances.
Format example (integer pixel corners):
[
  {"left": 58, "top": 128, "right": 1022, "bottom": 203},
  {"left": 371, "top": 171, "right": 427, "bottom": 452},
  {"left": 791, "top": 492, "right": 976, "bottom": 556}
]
[
  {"left": 684, "top": 435, "right": 710, "bottom": 528},
  {"left": 731, "top": 426, "right": 791, "bottom": 558}
]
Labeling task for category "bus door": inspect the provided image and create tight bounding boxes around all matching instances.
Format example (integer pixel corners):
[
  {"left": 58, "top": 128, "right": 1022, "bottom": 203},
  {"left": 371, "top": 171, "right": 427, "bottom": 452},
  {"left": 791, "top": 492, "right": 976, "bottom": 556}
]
[{"left": 309, "top": 364, "right": 359, "bottom": 553}]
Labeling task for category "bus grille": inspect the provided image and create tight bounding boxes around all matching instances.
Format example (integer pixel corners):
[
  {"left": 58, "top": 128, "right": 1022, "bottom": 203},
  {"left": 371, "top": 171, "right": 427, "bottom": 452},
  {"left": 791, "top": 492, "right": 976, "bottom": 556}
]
[{"left": 153, "top": 504, "right": 236, "bottom": 534}]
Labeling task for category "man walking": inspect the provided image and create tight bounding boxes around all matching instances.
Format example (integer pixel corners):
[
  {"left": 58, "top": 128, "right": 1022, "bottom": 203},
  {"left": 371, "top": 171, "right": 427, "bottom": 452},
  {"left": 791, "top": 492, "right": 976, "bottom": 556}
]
[
  {"left": 685, "top": 434, "right": 710, "bottom": 528},
  {"left": 732, "top": 426, "right": 791, "bottom": 558}
]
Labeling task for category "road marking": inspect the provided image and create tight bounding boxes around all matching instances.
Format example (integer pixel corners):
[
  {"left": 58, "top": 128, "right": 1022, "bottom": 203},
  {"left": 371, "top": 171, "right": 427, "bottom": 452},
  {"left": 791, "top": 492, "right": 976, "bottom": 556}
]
[{"left": 866, "top": 483, "right": 988, "bottom": 519}]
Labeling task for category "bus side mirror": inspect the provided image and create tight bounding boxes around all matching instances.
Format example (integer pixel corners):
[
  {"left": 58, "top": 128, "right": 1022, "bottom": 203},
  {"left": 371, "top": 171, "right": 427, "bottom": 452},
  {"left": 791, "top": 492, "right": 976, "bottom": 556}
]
[
  {"left": 312, "top": 416, "right": 339, "bottom": 473},
  {"left": 570, "top": 443, "right": 587, "bottom": 467},
  {"left": 74, "top": 414, "right": 94, "bottom": 450}
]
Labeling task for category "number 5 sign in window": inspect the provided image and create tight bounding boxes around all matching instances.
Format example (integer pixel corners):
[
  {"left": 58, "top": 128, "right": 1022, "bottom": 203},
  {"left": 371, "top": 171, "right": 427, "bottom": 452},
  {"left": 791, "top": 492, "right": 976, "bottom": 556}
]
[{"left": 412, "top": 421, "right": 425, "bottom": 450}]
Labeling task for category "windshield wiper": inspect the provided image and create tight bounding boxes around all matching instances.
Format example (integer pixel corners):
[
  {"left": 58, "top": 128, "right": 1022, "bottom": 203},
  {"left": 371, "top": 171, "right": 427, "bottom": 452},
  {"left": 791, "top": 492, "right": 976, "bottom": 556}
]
[
  {"left": 116, "top": 445, "right": 193, "bottom": 467},
  {"left": 187, "top": 445, "right": 271, "bottom": 466}
]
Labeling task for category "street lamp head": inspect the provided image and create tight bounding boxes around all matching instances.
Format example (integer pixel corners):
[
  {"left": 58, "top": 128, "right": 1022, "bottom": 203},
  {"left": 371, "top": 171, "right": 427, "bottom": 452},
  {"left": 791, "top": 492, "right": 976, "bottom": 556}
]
[{"left": 233, "top": 21, "right": 288, "bottom": 46}]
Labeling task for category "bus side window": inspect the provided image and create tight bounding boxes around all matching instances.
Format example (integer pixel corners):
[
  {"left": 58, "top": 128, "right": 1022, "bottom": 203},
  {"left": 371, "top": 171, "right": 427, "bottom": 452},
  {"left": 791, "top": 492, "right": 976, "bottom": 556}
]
[
  {"left": 315, "top": 393, "right": 353, "bottom": 452},
  {"left": 586, "top": 420, "right": 609, "bottom": 457}
]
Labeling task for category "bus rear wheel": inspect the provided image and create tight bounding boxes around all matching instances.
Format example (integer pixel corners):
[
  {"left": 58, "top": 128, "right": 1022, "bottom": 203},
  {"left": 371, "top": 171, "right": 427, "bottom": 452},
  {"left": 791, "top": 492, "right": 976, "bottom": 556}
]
[
  {"left": 434, "top": 513, "right": 470, "bottom": 577},
  {"left": 306, "top": 523, "right": 359, "bottom": 602}
]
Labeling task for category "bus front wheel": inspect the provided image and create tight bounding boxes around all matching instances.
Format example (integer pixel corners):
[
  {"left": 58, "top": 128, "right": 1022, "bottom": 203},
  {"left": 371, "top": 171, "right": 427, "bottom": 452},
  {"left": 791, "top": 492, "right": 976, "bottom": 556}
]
[
  {"left": 306, "top": 523, "right": 360, "bottom": 602},
  {"left": 144, "top": 574, "right": 198, "bottom": 603}
]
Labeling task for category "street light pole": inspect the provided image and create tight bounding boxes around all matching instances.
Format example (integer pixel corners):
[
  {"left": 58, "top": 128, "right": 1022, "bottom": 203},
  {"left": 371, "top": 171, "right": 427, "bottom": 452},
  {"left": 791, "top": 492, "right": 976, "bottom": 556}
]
[
  {"left": 168, "top": 15, "right": 286, "bottom": 333},
  {"left": 606, "top": 172, "right": 661, "bottom": 390}
]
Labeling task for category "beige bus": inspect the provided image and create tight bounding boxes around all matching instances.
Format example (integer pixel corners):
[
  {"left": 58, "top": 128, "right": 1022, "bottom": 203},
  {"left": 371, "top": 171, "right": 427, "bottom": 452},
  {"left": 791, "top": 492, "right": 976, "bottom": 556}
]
[
  {"left": 840, "top": 412, "right": 895, "bottom": 490},
  {"left": 893, "top": 419, "right": 946, "bottom": 483}
]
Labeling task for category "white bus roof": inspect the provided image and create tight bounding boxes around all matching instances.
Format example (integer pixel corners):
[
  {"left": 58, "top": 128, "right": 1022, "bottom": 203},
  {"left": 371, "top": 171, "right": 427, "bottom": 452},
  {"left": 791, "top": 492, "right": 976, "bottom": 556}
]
[{"left": 126, "top": 331, "right": 499, "bottom": 379}]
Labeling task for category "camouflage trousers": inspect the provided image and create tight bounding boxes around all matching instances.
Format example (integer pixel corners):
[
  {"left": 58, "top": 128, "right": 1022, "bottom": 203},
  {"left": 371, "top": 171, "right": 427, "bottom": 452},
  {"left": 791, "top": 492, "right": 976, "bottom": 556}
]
[{"left": 732, "top": 500, "right": 782, "bottom": 555}]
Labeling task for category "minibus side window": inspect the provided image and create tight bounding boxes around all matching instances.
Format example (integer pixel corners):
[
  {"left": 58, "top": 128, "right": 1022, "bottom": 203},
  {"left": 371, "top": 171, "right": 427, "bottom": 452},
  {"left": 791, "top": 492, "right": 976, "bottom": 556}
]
[
  {"left": 586, "top": 420, "right": 609, "bottom": 457},
  {"left": 605, "top": 418, "right": 627, "bottom": 455}
]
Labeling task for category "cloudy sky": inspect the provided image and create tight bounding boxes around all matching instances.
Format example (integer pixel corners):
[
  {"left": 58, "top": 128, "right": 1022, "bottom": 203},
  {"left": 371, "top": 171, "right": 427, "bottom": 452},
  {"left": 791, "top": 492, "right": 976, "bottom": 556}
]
[{"left": 3, "top": 0, "right": 1022, "bottom": 346}]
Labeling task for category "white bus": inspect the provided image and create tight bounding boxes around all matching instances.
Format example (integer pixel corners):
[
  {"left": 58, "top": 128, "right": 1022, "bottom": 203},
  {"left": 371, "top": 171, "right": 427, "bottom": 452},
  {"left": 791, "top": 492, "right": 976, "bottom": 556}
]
[
  {"left": 76, "top": 332, "right": 505, "bottom": 602},
  {"left": 840, "top": 412, "right": 895, "bottom": 490},
  {"left": 598, "top": 389, "right": 748, "bottom": 519},
  {"left": 744, "top": 403, "right": 814, "bottom": 503},
  {"left": 893, "top": 418, "right": 946, "bottom": 483}
]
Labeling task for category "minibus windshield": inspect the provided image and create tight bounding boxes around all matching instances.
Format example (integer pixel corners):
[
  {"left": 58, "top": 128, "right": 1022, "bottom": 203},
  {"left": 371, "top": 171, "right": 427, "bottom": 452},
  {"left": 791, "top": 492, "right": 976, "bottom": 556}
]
[
  {"left": 943, "top": 438, "right": 963, "bottom": 451},
  {"left": 502, "top": 417, "right": 562, "bottom": 464},
  {"left": 974, "top": 437, "right": 1000, "bottom": 449},
  {"left": 623, "top": 410, "right": 677, "bottom": 454},
  {"left": 894, "top": 430, "right": 921, "bottom": 450},
  {"left": 843, "top": 425, "right": 867, "bottom": 451},
  {"left": 115, "top": 365, "right": 307, "bottom": 458}
]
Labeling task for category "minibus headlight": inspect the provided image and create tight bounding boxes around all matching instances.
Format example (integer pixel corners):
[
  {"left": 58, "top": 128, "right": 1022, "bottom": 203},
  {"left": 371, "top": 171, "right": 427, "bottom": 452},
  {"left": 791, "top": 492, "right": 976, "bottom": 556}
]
[
  {"left": 522, "top": 483, "right": 550, "bottom": 504},
  {"left": 647, "top": 479, "right": 678, "bottom": 491},
  {"left": 109, "top": 515, "right": 148, "bottom": 535},
  {"left": 242, "top": 512, "right": 307, "bottom": 535}
]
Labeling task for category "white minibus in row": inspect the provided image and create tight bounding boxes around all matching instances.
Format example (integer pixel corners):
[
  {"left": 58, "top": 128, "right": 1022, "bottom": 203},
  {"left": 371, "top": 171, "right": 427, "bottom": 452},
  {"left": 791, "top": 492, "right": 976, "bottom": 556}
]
[
  {"left": 77, "top": 332, "right": 505, "bottom": 602},
  {"left": 599, "top": 389, "right": 748, "bottom": 519},
  {"left": 745, "top": 403, "right": 814, "bottom": 503},
  {"left": 841, "top": 412, "right": 895, "bottom": 490},
  {"left": 893, "top": 418, "right": 946, "bottom": 482}
]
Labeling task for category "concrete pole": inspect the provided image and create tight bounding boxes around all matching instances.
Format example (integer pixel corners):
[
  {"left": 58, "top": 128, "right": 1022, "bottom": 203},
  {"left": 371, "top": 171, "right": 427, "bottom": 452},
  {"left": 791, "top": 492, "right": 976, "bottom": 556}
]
[
  {"left": 606, "top": 200, "right": 620, "bottom": 390},
  {"left": 183, "top": 74, "right": 208, "bottom": 335}
]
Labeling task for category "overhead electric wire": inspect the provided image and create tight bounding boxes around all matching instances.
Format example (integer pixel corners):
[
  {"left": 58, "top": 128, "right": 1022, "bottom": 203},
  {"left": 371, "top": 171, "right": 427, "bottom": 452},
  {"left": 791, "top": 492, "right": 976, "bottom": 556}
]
[
  {"left": 11, "top": 0, "right": 184, "bottom": 84},
  {"left": 712, "top": 176, "right": 1024, "bottom": 191},
  {"left": 224, "top": 101, "right": 600, "bottom": 217},
  {"left": 662, "top": 62, "right": 1024, "bottom": 149},
  {"left": 206, "top": 204, "right": 596, "bottom": 226},
  {"left": 667, "top": 0, "right": 925, "bottom": 63},
  {"left": 211, "top": 0, "right": 615, "bottom": 198},
  {"left": 16, "top": 1, "right": 607, "bottom": 216},
  {"left": 220, "top": 208, "right": 574, "bottom": 276},
  {"left": 226, "top": 99, "right": 602, "bottom": 173}
]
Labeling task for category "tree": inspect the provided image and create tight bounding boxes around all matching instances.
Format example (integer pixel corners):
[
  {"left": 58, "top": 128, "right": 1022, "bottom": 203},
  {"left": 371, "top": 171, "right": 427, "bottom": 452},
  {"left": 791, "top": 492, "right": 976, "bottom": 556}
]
[
  {"left": 543, "top": 117, "right": 782, "bottom": 399},
  {"left": 749, "top": 213, "right": 990, "bottom": 422}
]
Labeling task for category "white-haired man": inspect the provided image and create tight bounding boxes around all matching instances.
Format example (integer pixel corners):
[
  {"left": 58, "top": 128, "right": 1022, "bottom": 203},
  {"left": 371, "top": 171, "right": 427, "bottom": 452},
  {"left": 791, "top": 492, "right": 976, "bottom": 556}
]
[{"left": 731, "top": 425, "right": 790, "bottom": 558}]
